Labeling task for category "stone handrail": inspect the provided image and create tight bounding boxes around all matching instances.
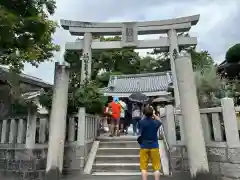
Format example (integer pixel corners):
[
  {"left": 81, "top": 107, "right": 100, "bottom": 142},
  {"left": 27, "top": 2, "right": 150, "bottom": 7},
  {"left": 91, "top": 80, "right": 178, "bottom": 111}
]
[
  {"left": 175, "top": 106, "right": 240, "bottom": 114},
  {"left": 0, "top": 107, "right": 100, "bottom": 148},
  {"left": 165, "top": 98, "right": 240, "bottom": 148}
]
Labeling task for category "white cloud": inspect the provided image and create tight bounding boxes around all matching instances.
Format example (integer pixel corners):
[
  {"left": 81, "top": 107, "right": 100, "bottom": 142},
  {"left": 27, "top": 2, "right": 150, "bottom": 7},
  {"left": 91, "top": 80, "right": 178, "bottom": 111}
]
[{"left": 24, "top": 0, "right": 240, "bottom": 83}]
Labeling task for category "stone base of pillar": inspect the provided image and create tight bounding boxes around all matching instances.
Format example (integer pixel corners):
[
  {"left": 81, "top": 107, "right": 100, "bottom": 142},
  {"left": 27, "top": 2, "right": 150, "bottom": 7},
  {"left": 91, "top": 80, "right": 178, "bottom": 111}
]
[
  {"left": 171, "top": 172, "right": 219, "bottom": 180},
  {"left": 45, "top": 168, "right": 61, "bottom": 180},
  {"left": 192, "top": 172, "right": 218, "bottom": 180}
]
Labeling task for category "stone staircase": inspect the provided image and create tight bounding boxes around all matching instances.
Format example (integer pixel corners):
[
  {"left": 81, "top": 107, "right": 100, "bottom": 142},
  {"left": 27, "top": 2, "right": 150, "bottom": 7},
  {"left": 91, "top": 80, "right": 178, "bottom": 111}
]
[{"left": 89, "top": 135, "right": 169, "bottom": 176}]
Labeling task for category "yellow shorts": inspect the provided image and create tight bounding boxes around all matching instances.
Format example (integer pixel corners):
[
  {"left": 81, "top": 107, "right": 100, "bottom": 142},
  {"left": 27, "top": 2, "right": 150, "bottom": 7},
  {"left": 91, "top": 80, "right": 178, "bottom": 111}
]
[{"left": 140, "top": 148, "right": 161, "bottom": 171}]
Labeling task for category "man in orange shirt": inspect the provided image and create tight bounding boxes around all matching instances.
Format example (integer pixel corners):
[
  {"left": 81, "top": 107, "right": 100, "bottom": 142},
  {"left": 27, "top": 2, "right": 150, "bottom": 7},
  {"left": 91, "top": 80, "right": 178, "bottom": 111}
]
[{"left": 109, "top": 97, "right": 121, "bottom": 137}]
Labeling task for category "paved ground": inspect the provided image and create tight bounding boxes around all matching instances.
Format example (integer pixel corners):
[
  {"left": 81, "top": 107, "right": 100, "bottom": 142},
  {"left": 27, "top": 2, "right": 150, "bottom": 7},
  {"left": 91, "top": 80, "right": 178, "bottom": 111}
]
[
  {"left": 62, "top": 174, "right": 155, "bottom": 180},
  {"left": 61, "top": 172, "right": 218, "bottom": 180},
  {"left": 0, "top": 172, "right": 217, "bottom": 180}
]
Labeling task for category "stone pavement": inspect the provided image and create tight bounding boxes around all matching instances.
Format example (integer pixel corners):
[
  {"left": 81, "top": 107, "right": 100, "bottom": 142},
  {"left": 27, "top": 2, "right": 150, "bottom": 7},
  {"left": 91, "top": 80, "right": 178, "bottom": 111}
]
[
  {"left": 61, "top": 172, "right": 218, "bottom": 180},
  {"left": 62, "top": 175, "right": 155, "bottom": 180}
]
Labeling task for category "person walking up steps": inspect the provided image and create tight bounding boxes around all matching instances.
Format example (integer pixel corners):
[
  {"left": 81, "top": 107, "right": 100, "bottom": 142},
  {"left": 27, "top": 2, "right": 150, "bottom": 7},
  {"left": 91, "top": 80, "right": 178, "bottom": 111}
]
[
  {"left": 109, "top": 97, "right": 121, "bottom": 137},
  {"left": 119, "top": 99, "right": 127, "bottom": 134},
  {"left": 138, "top": 106, "right": 162, "bottom": 180},
  {"left": 132, "top": 103, "right": 141, "bottom": 135}
]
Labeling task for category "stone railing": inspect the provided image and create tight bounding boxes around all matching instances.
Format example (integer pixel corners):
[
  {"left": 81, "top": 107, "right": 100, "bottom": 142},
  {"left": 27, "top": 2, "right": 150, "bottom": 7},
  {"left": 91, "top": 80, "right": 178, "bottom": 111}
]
[
  {"left": 0, "top": 107, "right": 100, "bottom": 146},
  {"left": 165, "top": 98, "right": 240, "bottom": 180},
  {"left": 0, "top": 107, "right": 100, "bottom": 179}
]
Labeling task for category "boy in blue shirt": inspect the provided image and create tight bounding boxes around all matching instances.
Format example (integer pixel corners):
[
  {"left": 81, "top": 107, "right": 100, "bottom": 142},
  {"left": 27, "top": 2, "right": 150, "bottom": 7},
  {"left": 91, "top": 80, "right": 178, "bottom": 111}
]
[{"left": 139, "top": 106, "right": 161, "bottom": 180}]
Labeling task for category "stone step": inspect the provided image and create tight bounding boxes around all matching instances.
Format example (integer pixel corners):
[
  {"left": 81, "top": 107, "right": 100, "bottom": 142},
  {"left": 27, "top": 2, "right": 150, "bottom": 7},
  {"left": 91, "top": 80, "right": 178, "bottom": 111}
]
[
  {"left": 91, "top": 172, "right": 163, "bottom": 176},
  {"left": 97, "top": 148, "right": 139, "bottom": 155},
  {"left": 92, "top": 163, "right": 154, "bottom": 172},
  {"left": 99, "top": 141, "right": 139, "bottom": 148},
  {"left": 97, "top": 136, "right": 137, "bottom": 142},
  {"left": 95, "top": 155, "right": 140, "bottom": 163}
]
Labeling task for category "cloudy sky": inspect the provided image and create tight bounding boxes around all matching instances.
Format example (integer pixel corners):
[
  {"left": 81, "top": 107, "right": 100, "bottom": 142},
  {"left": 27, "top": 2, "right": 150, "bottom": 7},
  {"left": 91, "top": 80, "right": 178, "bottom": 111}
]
[{"left": 24, "top": 0, "right": 240, "bottom": 84}]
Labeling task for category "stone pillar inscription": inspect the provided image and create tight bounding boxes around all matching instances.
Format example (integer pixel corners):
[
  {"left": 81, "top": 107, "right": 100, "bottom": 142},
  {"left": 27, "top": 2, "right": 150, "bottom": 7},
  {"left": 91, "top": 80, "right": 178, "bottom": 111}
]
[
  {"left": 121, "top": 22, "right": 138, "bottom": 47},
  {"left": 81, "top": 32, "right": 92, "bottom": 84},
  {"left": 46, "top": 63, "right": 69, "bottom": 180},
  {"left": 168, "top": 29, "right": 181, "bottom": 107},
  {"left": 175, "top": 52, "right": 209, "bottom": 176}
]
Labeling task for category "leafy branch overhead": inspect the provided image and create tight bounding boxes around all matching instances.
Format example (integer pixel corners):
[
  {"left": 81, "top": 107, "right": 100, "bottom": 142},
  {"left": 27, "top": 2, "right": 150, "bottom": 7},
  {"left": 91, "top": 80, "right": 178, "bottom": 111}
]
[{"left": 0, "top": 0, "right": 60, "bottom": 72}]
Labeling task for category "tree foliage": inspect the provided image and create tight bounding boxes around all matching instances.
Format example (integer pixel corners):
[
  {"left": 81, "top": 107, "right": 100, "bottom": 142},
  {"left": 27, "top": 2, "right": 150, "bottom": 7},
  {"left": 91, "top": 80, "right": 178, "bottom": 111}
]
[
  {"left": 139, "top": 55, "right": 170, "bottom": 73},
  {"left": 0, "top": 0, "right": 59, "bottom": 117},
  {"left": 74, "top": 81, "right": 104, "bottom": 114},
  {"left": 42, "top": 36, "right": 221, "bottom": 113},
  {"left": 96, "top": 71, "right": 123, "bottom": 87},
  {"left": 226, "top": 43, "right": 240, "bottom": 63},
  {"left": 64, "top": 51, "right": 81, "bottom": 88},
  {"left": 187, "top": 47, "right": 214, "bottom": 71},
  {"left": 0, "top": 0, "right": 60, "bottom": 72},
  {"left": 8, "top": 98, "right": 38, "bottom": 116},
  {"left": 92, "top": 36, "right": 141, "bottom": 77},
  {"left": 195, "top": 64, "right": 239, "bottom": 108},
  {"left": 39, "top": 50, "right": 105, "bottom": 115}
]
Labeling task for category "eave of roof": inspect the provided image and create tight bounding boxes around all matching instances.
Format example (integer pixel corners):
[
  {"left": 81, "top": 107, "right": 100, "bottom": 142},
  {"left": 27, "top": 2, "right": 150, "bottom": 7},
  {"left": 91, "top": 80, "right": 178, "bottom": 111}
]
[
  {"left": 0, "top": 66, "right": 52, "bottom": 88},
  {"left": 103, "top": 71, "right": 172, "bottom": 95}
]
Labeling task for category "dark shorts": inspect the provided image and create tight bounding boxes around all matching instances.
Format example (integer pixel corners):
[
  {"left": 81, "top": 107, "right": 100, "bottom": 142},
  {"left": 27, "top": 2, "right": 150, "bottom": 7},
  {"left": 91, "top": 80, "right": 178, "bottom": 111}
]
[
  {"left": 132, "top": 117, "right": 141, "bottom": 122},
  {"left": 107, "top": 116, "right": 111, "bottom": 124},
  {"left": 111, "top": 118, "right": 120, "bottom": 125},
  {"left": 120, "top": 117, "right": 125, "bottom": 125}
]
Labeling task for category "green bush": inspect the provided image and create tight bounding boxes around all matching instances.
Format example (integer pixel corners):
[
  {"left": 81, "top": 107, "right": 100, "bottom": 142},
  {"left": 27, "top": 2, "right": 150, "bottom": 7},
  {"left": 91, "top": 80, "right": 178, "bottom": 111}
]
[{"left": 226, "top": 43, "right": 240, "bottom": 63}]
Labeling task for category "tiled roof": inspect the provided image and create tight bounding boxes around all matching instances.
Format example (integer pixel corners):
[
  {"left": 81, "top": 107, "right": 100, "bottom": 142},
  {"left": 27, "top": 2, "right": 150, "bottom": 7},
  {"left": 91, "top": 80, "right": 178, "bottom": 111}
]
[{"left": 103, "top": 71, "right": 172, "bottom": 93}]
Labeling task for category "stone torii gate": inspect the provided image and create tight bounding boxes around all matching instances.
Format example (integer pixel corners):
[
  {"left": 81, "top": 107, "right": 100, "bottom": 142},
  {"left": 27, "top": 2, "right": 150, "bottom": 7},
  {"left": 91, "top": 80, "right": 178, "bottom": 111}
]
[
  {"left": 45, "top": 14, "right": 209, "bottom": 179},
  {"left": 60, "top": 14, "right": 200, "bottom": 108}
]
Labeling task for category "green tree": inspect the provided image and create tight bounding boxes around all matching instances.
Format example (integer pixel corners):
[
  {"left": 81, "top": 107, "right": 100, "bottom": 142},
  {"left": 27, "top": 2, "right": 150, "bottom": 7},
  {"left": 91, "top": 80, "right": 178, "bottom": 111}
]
[
  {"left": 92, "top": 36, "right": 141, "bottom": 77},
  {"left": 74, "top": 80, "right": 104, "bottom": 114},
  {"left": 140, "top": 55, "right": 170, "bottom": 73},
  {"left": 151, "top": 46, "right": 214, "bottom": 73},
  {"left": 226, "top": 43, "right": 240, "bottom": 63},
  {"left": 39, "top": 49, "right": 105, "bottom": 115},
  {"left": 187, "top": 47, "right": 214, "bottom": 71},
  {"left": 0, "top": 0, "right": 59, "bottom": 72},
  {"left": 96, "top": 71, "right": 123, "bottom": 87},
  {"left": 64, "top": 50, "right": 82, "bottom": 88},
  {"left": 217, "top": 44, "right": 240, "bottom": 79},
  {"left": 0, "top": 0, "right": 59, "bottom": 117},
  {"left": 195, "top": 65, "right": 237, "bottom": 108}
]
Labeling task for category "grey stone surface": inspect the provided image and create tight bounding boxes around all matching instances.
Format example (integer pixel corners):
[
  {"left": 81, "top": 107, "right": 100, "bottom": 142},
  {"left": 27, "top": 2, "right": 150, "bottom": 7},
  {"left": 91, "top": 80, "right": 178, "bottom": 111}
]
[
  {"left": 169, "top": 146, "right": 240, "bottom": 180},
  {"left": 0, "top": 141, "right": 93, "bottom": 180},
  {"left": 208, "top": 162, "right": 220, "bottom": 175},
  {"left": 228, "top": 148, "right": 240, "bottom": 163},
  {"left": 220, "top": 177, "right": 240, "bottom": 180},
  {"left": 170, "top": 158, "right": 182, "bottom": 171},
  {"left": 170, "top": 146, "right": 183, "bottom": 158},
  {"left": 207, "top": 147, "right": 227, "bottom": 162},
  {"left": 61, "top": 172, "right": 220, "bottom": 180},
  {"left": 1, "top": 143, "right": 240, "bottom": 180},
  {"left": 220, "top": 163, "right": 240, "bottom": 178}
]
